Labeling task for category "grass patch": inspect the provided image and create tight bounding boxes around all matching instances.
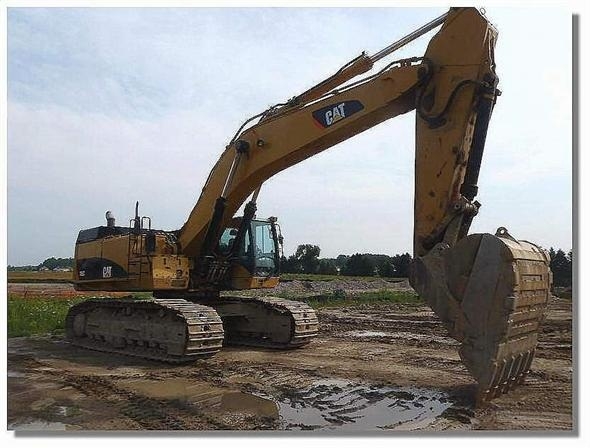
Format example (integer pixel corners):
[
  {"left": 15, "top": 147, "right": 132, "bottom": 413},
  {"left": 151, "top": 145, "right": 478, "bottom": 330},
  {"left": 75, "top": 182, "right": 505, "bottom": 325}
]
[
  {"left": 556, "top": 291, "right": 572, "bottom": 300},
  {"left": 8, "top": 270, "right": 73, "bottom": 283},
  {"left": 303, "top": 289, "right": 422, "bottom": 309},
  {"left": 7, "top": 294, "right": 150, "bottom": 337},
  {"left": 552, "top": 286, "right": 572, "bottom": 300},
  {"left": 8, "top": 296, "right": 86, "bottom": 337}
]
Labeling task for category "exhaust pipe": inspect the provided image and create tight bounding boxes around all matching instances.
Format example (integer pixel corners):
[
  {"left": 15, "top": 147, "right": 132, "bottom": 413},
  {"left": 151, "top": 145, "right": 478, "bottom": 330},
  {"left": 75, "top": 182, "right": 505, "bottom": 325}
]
[{"left": 105, "top": 211, "right": 116, "bottom": 227}]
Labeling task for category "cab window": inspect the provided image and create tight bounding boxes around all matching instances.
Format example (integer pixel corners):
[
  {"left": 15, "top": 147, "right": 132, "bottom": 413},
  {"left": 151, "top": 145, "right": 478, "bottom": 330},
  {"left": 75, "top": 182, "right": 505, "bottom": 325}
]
[
  {"left": 218, "top": 227, "right": 238, "bottom": 255},
  {"left": 252, "top": 221, "right": 276, "bottom": 276}
]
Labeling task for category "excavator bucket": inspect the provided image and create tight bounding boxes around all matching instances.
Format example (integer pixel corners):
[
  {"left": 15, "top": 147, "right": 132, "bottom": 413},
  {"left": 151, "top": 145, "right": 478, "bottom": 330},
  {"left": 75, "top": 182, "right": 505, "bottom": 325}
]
[{"left": 411, "top": 227, "right": 551, "bottom": 403}]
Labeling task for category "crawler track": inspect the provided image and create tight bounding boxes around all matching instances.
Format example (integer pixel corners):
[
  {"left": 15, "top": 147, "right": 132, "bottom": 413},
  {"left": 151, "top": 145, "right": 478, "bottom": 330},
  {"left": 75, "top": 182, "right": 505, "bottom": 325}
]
[
  {"left": 66, "top": 298, "right": 224, "bottom": 362},
  {"left": 211, "top": 296, "right": 319, "bottom": 348}
]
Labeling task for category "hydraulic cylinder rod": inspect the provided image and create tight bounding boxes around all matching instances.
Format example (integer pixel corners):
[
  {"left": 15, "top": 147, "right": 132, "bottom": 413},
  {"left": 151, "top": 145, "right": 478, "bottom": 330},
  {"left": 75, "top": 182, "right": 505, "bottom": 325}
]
[
  {"left": 370, "top": 11, "right": 449, "bottom": 63},
  {"left": 288, "top": 10, "right": 449, "bottom": 107}
]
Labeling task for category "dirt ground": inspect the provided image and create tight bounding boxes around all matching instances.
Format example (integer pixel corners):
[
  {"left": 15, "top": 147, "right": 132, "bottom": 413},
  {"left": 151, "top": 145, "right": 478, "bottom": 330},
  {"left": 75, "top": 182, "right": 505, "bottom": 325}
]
[{"left": 7, "top": 281, "right": 573, "bottom": 432}]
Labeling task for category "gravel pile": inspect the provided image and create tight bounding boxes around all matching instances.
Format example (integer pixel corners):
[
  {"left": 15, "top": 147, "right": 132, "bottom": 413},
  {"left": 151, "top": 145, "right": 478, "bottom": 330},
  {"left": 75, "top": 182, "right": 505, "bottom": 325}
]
[
  {"left": 275, "top": 278, "right": 411, "bottom": 294},
  {"left": 225, "top": 278, "right": 413, "bottom": 298}
]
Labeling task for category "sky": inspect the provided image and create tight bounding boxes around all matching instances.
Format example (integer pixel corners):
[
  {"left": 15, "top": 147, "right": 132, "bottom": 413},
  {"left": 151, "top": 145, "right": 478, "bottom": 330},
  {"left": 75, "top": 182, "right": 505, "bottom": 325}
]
[{"left": 7, "top": 6, "right": 572, "bottom": 266}]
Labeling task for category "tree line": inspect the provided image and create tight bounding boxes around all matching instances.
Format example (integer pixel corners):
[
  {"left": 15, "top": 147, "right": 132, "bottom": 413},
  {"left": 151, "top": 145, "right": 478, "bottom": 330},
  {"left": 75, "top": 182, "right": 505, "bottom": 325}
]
[
  {"left": 548, "top": 248, "right": 572, "bottom": 287},
  {"left": 7, "top": 257, "right": 74, "bottom": 271},
  {"left": 280, "top": 244, "right": 411, "bottom": 278},
  {"left": 280, "top": 243, "right": 573, "bottom": 286}
]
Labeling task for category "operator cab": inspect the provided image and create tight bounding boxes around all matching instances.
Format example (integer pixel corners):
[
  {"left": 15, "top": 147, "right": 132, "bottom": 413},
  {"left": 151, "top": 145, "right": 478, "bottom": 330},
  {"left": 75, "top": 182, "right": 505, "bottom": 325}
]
[{"left": 217, "top": 217, "right": 282, "bottom": 288}]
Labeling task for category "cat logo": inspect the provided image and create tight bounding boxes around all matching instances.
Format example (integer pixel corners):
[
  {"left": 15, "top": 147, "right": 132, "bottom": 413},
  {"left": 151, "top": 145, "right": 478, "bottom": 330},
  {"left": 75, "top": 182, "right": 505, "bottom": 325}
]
[
  {"left": 325, "top": 103, "right": 346, "bottom": 126},
  {"left": 312, "top": 100, "right": 364, "bottom": 128}
]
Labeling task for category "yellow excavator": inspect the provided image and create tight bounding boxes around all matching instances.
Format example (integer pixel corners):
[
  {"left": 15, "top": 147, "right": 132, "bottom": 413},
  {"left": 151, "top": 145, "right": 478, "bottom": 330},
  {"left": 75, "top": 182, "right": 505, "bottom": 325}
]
[{"left": 68, "top": 7, "right": 551, "bottom": 402}]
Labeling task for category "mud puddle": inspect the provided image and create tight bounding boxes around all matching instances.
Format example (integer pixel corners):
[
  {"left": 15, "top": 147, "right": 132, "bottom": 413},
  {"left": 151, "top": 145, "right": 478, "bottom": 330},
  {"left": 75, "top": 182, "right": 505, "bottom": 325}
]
[
  {"left": 278, "top": 379, "right": 454, "bottom": 431},
  {"left": 117, "top": 377, "right": 453, "bottom": 431},
  {"left": 117, "top": 377, "right": 278, "bottom": 418}
]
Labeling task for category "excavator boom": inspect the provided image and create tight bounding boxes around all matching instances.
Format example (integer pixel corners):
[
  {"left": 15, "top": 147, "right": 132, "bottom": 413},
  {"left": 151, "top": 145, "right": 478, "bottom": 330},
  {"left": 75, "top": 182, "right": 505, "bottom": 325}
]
[{"left": 178, "top": 8, "right": 498, "bottom": 261}]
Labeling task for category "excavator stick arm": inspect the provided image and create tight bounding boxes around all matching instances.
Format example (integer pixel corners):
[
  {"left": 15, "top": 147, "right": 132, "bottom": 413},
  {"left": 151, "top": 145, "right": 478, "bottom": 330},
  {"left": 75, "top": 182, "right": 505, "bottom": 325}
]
[
  {"left": 414, "top": 7, "right": 499, "bottom": 256},
  {"left": 408, "top": 8, "right": 552, "bottom": 403}
]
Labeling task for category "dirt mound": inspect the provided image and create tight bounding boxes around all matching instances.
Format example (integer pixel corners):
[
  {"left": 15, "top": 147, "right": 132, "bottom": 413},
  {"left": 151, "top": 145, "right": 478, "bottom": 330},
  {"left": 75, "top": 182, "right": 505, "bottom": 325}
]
[
  {"left": 7, "top": 283, "right": 129, "bottom": 300},
  {"left": 242, "top": 278, "right": 413, "bottom": 298}
]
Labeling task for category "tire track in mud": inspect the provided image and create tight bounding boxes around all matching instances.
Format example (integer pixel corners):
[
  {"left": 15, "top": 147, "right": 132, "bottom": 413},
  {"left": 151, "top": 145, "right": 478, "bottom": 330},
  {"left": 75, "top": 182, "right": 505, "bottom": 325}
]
[
  {"left": 318, "top": 307, "right": 458, "bottom": 350},
  {"left": 400, "top": 354, "right": 470, "bottom": 377},
  {"left": 215, "top": 361, "right": 324, "bottom": 397},
  {"left": 319, "top": 309, "right": 447, "bottom": 332},
  {"left": 19, "top": 358, "right": 225, "bottom": 430},
  {"left": 62, "top": 374, "right": 211, "bottom": 430}
]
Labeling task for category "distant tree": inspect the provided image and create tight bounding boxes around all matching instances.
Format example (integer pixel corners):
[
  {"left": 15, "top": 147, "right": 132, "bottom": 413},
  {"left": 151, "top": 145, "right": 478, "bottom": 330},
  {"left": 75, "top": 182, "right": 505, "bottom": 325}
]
[
  {"left": 342, "top": 253, "right": 375, "bottom": 276},
  {"left": 8, "top": 257, "right": 74, "bottom": 272},
  {"left": 8, "top": 265, "right": 37, "bottom": 271},
  {"left": 280, "top": 255, "right": 292, "bottom": 273},
  {"left": 280, "top": 255, "right": 299, "bottom": 274},
  {"left": 280, "top": 245, "right": 321, "bottom": 274},
  {"left": 335, "top": 255, "right": 349, "bottom": 269},
  {"left": 549, "top": 248, "right": 572, "bottom": 287},
  {"left": 391, "top": 253, "right": 412, "bottom": 277},
  {"left": 365, "top": 254, "right": 391, "bottom": 266},
  {"left": 39, "top": 257, "right": 74, "bottom": 270},
  {"left": 377, "top": 260, "right": 396, "bottom": 278},
  {"left": 318, "top": 259, "right": 339, "bottom": 275},
  {"left": 293, "top": 244, "right": 321, "bottom": 274}
]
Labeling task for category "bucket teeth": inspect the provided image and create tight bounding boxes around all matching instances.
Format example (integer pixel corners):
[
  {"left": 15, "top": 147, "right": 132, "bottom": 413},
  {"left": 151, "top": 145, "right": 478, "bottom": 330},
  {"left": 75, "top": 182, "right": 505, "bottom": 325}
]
[
  {"left": 411, "top": 229, "right": 551, "bottom": 404},
  {"left": 476, "top": 348, "right": 536, "bottom": 403}
]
